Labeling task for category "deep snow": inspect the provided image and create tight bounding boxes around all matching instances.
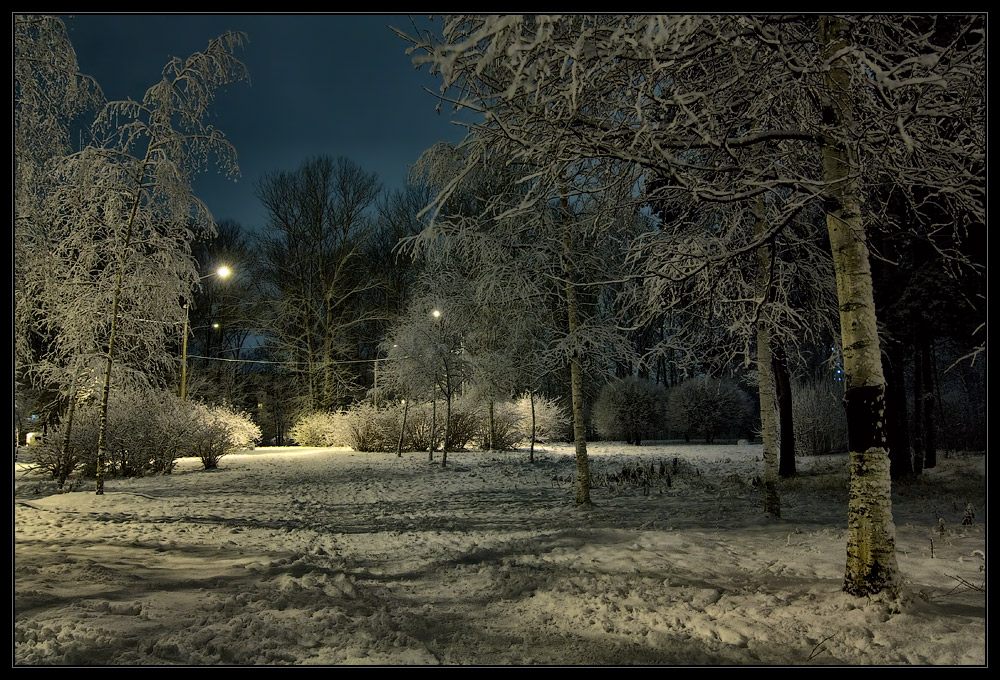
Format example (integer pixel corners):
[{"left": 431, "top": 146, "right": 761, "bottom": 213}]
[{"left": 13, "top": 442, "right": 986, "bottom": 666}]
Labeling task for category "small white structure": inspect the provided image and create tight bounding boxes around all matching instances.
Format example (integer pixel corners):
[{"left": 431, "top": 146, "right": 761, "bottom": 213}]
[{"left": 26, "top": 432, "right": 44, "bottom": 446}]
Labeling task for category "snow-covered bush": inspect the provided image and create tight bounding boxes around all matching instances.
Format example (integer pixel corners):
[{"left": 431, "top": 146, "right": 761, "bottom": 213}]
[
  {"left": 30, "top": 413, "right": 89, "bottom": 488},
  {"left": 513, "top": 393, "right": 569, "bottom": 445},
  {"left": 33, "top": 386, "right": 261, "bottom": 480},
  {"left": 189, "top": 402, "right": 262, "bottom": 469},
  {"left": 666, "top": 376, "right": 753, "bottom": 444},
  {"left": 339, "top": 402, "right": 399, "bottom": 452},
  {"left": 471, "top": 394, "right": 569, "bottom": 450},
  {"left": 474, "top": 400, "right": 520, "bottom": 451},
  {"left": 289, "top": 411, "right": 346, "bottom": 447},
  {"left": 133, "top": 389, "right": 206, "bottom": 474},
  {"left": 397, "top": 398, "right": 481, "bottom": 452},
  {"left": 38, "top": 387, "right": 175, "bottom": 480},
  {"left": 444, "top": 395, "right": 481, "bottom": 451},
  {"left": 402, "top": 402, "right": 440, "bottom": 452},
  {"left": 593, "top": 377, "right": 668, "bottom": 445},
  {"left": 468, "top": 394, "right": 572, "bottom": 451}
]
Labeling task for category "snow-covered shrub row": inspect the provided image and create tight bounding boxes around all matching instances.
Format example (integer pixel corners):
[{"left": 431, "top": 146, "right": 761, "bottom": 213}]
[
  {"left": 592, "top": 377, "right": 669, "bottom": 445},
  {"left": 290, "top": 393, "right": 568, "bottom": 453},
  {"left": 33, "top": 386, "right": 260, "bottom": 483},
  {"left": 288, "top": 411, "right": 346, "bottom": 447},
  {"left": 476, "top": 400, "right": 522, "bottom": 451},
  {"left": 288, "top": 405, "right": 397, "bottom": 451},
  {"left": 477, "top": 394, "right": 569, "bottom": 450}
]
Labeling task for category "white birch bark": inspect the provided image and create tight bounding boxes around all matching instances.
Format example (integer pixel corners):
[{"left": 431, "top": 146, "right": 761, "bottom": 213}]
[{"left": 819, "top": 15, "right": 899, "bottom": 596}]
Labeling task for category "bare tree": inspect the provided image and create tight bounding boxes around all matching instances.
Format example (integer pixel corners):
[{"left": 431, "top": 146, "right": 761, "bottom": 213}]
[{"left": 254, "top": 156, "right": 383, "bottom": 412}]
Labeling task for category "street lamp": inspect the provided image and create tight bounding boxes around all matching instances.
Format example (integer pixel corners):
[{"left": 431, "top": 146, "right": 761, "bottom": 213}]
[{"left": 180, "top": 266, "right": 231, "bottom": 400}]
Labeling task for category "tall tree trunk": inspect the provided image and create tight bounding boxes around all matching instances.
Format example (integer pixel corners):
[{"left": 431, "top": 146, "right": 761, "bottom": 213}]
[
  {"left": 396, "top": 398, "right": 408, "bottom": 457},
  {"left": 529, "top": 390, "right": 536, "bottom": 463},
  {"left": 442, "top": 392, "right": 451, "bottom": 468},
  {"left": 428, "top": 398, "right": 436, "bottom": 462},
  {"left": 912, "top": 347, "right": 925, "bottom": 475},
  {"left": 756, "top": 324, "right": 781, "bottom": 517},
  {"left": 569, "top": 348, "right": 590, "bottom": 505},
  {"left": 819, "top": 15, "right": 899, "bottom": 597},
  {"left": 772, "top": 341, "right": 796, "bottom": 478},
  {"left": 754, "top": 203, "right": 781, "bottom": 517},
  {"left": 884, "top": 341, "right": 914, "bottom": 481},
  {"left": 57, "top": 389, "right": 78, "bottom": 488},
  {"left": 95, "top": 154, "right": 150, "bottom": 495},
  {"left": 562, "top": 194, "right": 591, "bottom": 507},
  {"left": 919, "top": 334, "right": 937, "bottom": 468}
]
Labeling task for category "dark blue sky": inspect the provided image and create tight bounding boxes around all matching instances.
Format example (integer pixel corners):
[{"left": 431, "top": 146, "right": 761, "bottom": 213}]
[{"left": 62, "top": 13, "right": 470, "bottom": 231}]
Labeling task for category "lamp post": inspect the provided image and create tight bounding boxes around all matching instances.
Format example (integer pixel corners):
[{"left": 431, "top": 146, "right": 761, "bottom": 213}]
[
  {"left": 180, "top": 266, "right": 231, "bottom": 400},
  {"left": 430, "top": 309, "right": 455, "bottom": 466}
]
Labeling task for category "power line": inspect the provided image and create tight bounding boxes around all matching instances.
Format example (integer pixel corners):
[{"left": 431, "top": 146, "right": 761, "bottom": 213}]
[{"left": 187, "top": 354, "right": 385, "bottom": 366}]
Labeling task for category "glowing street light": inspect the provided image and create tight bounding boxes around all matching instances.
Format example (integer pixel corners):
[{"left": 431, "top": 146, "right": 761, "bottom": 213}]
[{"left": 180, "top": 266, "right": 232, "bottom": 400}]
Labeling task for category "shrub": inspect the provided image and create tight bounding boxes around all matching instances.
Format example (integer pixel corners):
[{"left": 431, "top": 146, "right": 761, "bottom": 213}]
[
  {"left": 402, "top": 402, "right": 440, "bottom": 452},
  {"left": 593, "top": 377, "right": 668, "bottom": 445},
  {"left": 666, "top": 376, "right": 753, "bottom": 444},
  {"left": 33, "top": 386, "right": 262, "bottom": 481},
  {"left": 340, "top": 402, "right": 398, "bottom": 452},
  {"left": 514, "top": 393, "right": 569, "bottom": 445},
  {"left": 189, "top": 402, "right": 261, "bottom": 470},
  {"left": 471, "top": 394, "right": 570, "bottom": 451},
  {"left": 442, "top": 395, "right": 480, "bottom": 451},
  {"left": 31, "top": 423, "right": 87, "bottom": 488},
  {"left": 289, "top": 411, "right": 345, "bottom": 447},
  {"left": 476, "top": 400, "right": 522, "bottom": 451}
]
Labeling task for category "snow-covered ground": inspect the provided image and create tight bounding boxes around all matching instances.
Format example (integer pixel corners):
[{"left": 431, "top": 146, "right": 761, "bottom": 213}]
[{"left": 14, "top": 442, "right": 986, "bottom": 666}]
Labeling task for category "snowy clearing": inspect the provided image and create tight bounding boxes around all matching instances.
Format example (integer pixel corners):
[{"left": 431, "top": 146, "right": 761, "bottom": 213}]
[{"left": 13, "top": 443, "right": 986, "bottom": 666}]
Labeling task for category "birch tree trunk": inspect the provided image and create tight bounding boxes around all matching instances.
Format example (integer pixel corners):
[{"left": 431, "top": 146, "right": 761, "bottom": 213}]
[{"left": 819, "top": 15, "right": 899, "bottom": 597}]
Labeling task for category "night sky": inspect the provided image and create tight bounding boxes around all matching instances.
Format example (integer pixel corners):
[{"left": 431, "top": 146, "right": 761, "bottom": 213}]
[{"left": 62, "top": 13, "right": 470, "bottom": 232}]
